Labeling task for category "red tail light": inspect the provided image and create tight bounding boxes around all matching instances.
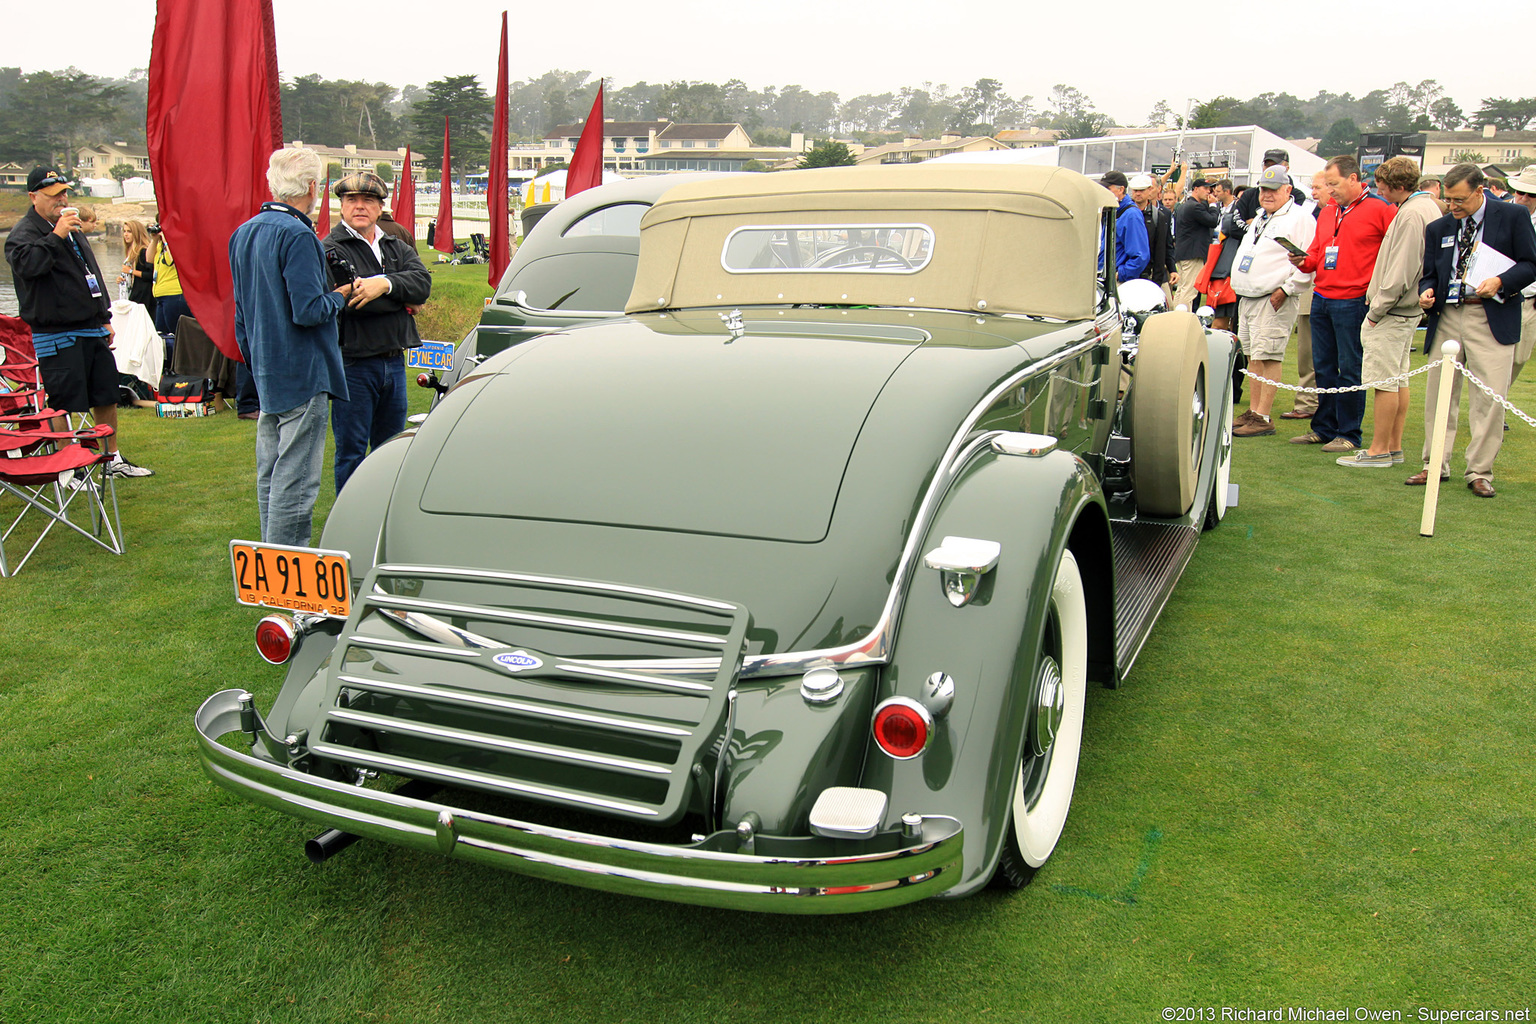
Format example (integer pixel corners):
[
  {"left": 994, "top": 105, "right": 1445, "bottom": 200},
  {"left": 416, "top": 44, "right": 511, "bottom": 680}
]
[
  {"left": 255, "top": 614, "right": 297, "bottom": 664},
  {"left": 872, "top": 697, "right": 933, "bottom": 759}
]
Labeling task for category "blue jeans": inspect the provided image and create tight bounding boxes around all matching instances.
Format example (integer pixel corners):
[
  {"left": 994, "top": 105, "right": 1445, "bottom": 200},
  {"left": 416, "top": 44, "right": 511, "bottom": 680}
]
[
  {"left": 1309, "top": 294, "right": 1367, "bottom": 446},
  {"left": 256, "top": 393, "right": 329, "bottom": 546},
  {"left": 331, "top": 354, "right": 408, "bottom": 494}
]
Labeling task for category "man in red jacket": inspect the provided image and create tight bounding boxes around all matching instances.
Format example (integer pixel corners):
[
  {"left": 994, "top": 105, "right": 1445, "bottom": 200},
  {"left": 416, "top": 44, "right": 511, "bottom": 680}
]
[{"left": 1287, "top": 154, "right": 1396, "bottom": 453}]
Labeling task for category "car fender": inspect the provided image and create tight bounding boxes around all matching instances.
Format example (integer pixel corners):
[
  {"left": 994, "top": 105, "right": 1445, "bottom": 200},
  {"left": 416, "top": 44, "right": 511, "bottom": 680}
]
[{"left": 859, "top": 447, "right": 1112, "bottom": 897}]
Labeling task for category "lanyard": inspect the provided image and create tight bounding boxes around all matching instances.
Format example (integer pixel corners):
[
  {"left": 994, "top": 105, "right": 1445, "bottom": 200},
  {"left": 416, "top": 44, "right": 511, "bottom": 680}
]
[{"left": 1330, "top": 196, "right": 1363, "bottom": 242}]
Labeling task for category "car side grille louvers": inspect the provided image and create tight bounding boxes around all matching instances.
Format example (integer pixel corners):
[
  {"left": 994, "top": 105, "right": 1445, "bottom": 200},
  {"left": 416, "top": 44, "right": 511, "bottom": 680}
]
[{"left": 311, "top": 565, "right": 751, "bottom": 824}]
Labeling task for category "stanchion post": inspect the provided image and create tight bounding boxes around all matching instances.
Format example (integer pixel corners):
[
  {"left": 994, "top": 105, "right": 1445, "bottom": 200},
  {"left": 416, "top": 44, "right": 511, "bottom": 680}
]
[{"left": 1419, "top": 339, "right": 1462, "bottom": 537}]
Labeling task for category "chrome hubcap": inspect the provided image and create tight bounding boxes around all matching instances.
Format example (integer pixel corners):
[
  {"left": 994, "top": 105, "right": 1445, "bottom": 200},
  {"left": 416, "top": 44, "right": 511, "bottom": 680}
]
[
  {"left": 1189, "top": 374, "right": 1207, "bottom": 468},
  {"left": 1033, "top": 656, "right": 1064, "bottom": 758}
]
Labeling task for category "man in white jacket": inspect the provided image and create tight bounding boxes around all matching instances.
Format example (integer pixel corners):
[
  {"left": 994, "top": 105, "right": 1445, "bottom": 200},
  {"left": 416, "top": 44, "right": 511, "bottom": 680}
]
[{"left": 1231, "top": 165, "right": 1317, "bottom": 437}]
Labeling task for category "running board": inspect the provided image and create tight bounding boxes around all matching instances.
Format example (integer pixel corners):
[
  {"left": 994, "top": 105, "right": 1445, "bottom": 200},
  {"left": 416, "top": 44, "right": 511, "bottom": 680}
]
[{"left": 1111, "top": 520, "right": 1202, "bottom": 681}]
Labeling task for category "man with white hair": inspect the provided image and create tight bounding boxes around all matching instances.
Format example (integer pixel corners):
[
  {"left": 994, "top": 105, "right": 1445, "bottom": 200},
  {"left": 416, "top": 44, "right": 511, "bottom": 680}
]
[{"left": 229, "top": 147, "right": 353, "bottom": 546}]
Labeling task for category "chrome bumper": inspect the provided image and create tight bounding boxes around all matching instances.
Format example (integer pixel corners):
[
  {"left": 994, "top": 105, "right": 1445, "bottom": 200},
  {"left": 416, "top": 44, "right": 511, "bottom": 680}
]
[{"left": 195, "top": 689, "right": 964, "bottom": 914}]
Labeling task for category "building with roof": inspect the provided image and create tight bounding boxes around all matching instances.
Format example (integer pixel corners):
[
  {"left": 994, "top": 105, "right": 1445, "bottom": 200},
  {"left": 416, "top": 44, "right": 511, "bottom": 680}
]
[
  {"left": 75, "top": 142, "right": 152, "bottom": 179},
  {"left": 517, "top": 120, "right": 811, "bottom": 176},
  {"left": 284, "top": 141, "right": 425, "bottom": 181},
  {"left": 995, "top": 128, "right": 1058, "bottom": 149},
  {"left": 0, "top": 161, "right": 29, "bottom": 188},
  {"left": 855, "top": 132, "right": 1008, "bottom": 166},
  {"left": 1422, "top": 127, "right": 1536, "bottom": 175}
]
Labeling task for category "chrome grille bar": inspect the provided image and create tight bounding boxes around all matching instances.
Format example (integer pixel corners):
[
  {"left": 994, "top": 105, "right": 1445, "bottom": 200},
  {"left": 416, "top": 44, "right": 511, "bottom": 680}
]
[
  {"left": 325, "top": 707, "right": 674, "bottom": 777},
  {"left": 368, "top": 593, "right": 730, "bottom": 649}
]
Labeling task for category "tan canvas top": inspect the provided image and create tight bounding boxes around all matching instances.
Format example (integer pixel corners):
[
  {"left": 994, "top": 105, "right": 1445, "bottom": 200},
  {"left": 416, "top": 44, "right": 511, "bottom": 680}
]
[{"left": 626, "top": 163, "right": 1115, "bottom": 321}]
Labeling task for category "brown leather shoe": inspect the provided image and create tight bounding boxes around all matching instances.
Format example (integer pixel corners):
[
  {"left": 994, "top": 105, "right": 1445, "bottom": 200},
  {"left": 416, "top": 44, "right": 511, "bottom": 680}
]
[
  {"left": 1404, "top": 469, "right": 1451, "bottom": 485},
  {"left": 1280, "top": 409, "right": 1313, "bottom": 420},
  {"left": 1469, "top": 479, "right": 1496, "bottom": 498}
]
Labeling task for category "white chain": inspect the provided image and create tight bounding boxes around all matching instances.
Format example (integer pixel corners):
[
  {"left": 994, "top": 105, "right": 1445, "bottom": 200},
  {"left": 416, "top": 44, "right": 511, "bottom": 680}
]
[
  {"left": 1242, "top": 358, "right": 1536, "bottom": 428},
  {"left": 1241, "top": 359, "right": 1442, "bottom": 394}
]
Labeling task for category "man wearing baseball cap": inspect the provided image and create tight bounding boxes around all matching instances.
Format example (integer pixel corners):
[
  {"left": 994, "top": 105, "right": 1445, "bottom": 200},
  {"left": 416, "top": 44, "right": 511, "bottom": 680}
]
[
  {"left": 321, "top": 171, "right": 431, "bottom": 494},
  {"left": 1100, "top": 171, "right": 1150, "bottom": 283},
  {"left": 1131, "top": 172, "right": 1176, "bottom": 295},
  {"left": 4, "top": 167, "right": 153, "bottom": 477}
]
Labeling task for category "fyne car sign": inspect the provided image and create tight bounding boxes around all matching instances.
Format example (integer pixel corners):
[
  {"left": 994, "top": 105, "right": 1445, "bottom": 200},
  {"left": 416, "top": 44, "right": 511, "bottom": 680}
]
[{"left": 407, "top": 340, "right": 456, "bottom": 372}]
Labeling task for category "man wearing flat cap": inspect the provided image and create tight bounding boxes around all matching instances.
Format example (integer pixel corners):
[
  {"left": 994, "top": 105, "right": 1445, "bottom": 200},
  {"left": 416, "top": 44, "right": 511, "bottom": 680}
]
[
  {"left": 4, "top": 167, "right": 153, "bottom": 476},
  {"left": 322, "top": 170, "right": 431, "bottom": 494}
]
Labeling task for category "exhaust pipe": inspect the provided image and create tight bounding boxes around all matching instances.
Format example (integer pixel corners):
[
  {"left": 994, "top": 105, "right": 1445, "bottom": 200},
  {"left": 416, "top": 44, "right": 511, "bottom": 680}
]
[{"left": 304, "top": 779, "right": 441, "bottom": 863}]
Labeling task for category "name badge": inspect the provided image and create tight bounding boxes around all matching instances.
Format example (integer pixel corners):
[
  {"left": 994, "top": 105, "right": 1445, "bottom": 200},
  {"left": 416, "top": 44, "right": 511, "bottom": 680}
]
[
  {"left": 1238, "top": 254, "right": 1254, "bottom": 274},
  {"left": 1441, "top": 235, "right": 1455, "bottom": 248},
  {"left": 1323, "top": 246, "right": 1339, "bottom": 270},
  {"left": 1446, "top": 280, "right": 1462, "bottom": 304},
  {"left": 84, "top": 272, "right": 103, "bottom": 298}
]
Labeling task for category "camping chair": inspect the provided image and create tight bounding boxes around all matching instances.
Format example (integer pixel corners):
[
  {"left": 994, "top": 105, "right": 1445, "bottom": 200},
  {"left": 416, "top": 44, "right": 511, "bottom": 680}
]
[
  {"left": 0, "top": 423, "right": 124, "bottom": 577},
  {"left": 0, "top": 314, "right": 78, "bottom": 431}
]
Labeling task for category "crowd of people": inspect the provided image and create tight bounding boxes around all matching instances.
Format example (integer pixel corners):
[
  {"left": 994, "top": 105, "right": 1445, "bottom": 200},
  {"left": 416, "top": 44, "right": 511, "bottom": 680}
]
[{"left": 1123, "top": 148, "right": 1536, "bottom": 497}]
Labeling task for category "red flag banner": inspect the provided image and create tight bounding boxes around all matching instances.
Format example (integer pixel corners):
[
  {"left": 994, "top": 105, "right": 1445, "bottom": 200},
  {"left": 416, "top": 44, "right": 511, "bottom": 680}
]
[
  {"left": 394, "top": 147, "right": 415, "bottom": 243},
  {"left": 146, "top": 0, "right": 282, "bottom": 361},
  {"left": 434, "top": 118, "right": 455, "bottom": 254},
  {"left": 487, "top": 11, "right": 510, "bottom": 286},
  {"left": 565, "top": 82, "right": 604, "bottom": 198},
  {"left": 315, "top": 173, "right": 330, "bottom": 238}
]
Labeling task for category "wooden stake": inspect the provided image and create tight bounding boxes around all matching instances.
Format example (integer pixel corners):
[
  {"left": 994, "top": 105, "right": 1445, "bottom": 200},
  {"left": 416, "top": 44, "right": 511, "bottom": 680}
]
[{"left": 1420, "top": 340, "right": 1462, "bottom": 537}]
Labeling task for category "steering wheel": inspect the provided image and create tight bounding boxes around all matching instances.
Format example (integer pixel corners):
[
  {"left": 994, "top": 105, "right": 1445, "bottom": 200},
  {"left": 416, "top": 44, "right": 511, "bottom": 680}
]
[{"left": 810, "top": 245, "right": 914, "bottom": 270}]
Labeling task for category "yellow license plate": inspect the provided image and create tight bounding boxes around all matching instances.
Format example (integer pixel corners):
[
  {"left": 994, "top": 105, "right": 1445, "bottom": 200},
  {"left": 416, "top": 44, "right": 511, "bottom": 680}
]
[{"left": 230, "top": 541, "right": 352, "bottom": 619}]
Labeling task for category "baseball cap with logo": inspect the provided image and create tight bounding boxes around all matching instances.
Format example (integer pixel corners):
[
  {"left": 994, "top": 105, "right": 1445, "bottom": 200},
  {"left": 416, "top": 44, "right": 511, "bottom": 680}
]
[
  {"left": 1257, "top": 165, "right": 1292, "bottom": 190},
  {"left": 28, "top": 166, "right": 73, "bottom": 195}
]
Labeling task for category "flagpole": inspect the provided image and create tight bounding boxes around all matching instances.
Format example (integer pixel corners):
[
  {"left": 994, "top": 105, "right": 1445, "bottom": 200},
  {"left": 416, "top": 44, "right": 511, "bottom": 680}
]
[{"left": 488, "top": 11, "right": 510, "bottom": 285}]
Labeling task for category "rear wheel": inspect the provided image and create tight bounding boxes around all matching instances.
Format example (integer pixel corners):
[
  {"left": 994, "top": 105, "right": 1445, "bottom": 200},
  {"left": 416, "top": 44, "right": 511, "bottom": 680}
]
[
  {"left": 1132, "top": 313, "right": 1211, "bottom": 517},
  {"left": 994, "top": 547, "right": 1088, "bottom": 888}
]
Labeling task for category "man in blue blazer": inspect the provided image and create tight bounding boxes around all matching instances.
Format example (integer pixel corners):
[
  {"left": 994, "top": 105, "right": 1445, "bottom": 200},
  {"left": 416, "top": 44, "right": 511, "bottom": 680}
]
[{"left": 1410, "top": 164, "right": 1536, "bottom": 496}]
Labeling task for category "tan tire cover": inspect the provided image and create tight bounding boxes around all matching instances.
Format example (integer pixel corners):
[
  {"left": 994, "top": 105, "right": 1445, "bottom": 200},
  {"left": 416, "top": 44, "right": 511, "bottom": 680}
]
[{"left": 1131, "top": 311, "right": 1210, "bottom": 517}]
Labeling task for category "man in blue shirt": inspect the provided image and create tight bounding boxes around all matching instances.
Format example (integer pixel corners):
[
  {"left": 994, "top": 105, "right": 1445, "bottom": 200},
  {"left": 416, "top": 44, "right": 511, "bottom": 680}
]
[
  {"left": 229, "top": 148, "right": 353, "bottom": 546},
  {"left": 1101, "top": 171, "right": 1150, "bottom": 283}
]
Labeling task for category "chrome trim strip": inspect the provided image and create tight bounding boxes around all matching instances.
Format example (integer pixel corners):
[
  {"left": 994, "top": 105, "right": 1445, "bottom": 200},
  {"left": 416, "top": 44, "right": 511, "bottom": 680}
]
[
  {"left": 324, "top": 707, "right": 674, "bottom": 777},
  {"left": 346, "top": 634, "right": 483, "bottom": 659},
  {"left": 335, "top": 675, "right": 692, "bottom": 737},
  {"left": 368, "top": 593, "right": 729, "bottom": 649},
  {"left": 379, "top": 607, "right": 505, "bottom": 649},
  {"left": 502, "top": 290, "right": 620, "bottom": 320},
  {"left": 560, "top": 663, "right": 712, "bottom": 693},
  {"left": 372, "top": 565, "right": 738, "bottom": 614},
  {"left": 307, "top": 740, "right": 661, "bottom": 816}
]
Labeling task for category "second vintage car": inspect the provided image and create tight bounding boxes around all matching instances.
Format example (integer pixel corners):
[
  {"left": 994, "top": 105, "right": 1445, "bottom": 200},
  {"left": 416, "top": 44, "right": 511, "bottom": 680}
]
[{"left": 200, "top": 163, "right": 1237, "bottom": 913}]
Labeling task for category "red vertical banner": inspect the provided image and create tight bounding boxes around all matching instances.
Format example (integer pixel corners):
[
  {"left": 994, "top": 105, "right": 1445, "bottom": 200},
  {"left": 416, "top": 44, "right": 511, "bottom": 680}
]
[
  {"left": 565, "top": 82, "right": 605, "bottom": 198},
  {"left": 394, "top": 146, "right": 415, "bottom": 242},
  {"left": 487, "top": 11, "right": 510, "bottom": 286},
  {"left": 315, "top": 172, "right": 330, "bottom": 237},
  {"left": 434, "top": 118, "right": 455, "bottom": 254},
  {"left": 146, "top": 0, "right": 282, "bottom": 361}
]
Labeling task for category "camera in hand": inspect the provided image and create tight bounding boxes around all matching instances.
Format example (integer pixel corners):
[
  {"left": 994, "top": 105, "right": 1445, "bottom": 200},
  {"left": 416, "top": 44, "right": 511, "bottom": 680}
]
[
  {"left": 325, "top": 248, "right": 358, "bottom": 286},
  {"left": 147, "top": 223, "right": 162, "bottom": 234}
]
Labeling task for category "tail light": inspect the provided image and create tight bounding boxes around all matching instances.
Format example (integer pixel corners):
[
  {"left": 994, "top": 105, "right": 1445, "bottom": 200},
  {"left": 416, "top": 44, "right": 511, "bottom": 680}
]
[
  {"left": 255, "top": 614, "right": 297, "bottom": 664},
  {"left": 871, "top": 697, "right": 933, "bottom": 759}
]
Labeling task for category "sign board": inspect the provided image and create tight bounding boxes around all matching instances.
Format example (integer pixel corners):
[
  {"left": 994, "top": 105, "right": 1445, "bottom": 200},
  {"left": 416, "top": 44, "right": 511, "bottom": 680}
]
[{"left": 407, "top": 340, "right": 456, "bottom": 373}]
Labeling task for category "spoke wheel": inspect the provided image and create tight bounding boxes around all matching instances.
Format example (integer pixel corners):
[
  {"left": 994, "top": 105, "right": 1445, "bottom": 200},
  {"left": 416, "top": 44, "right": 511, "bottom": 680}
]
[{"left": 994, "top": 548, "right": 1089, "bottom": 888}]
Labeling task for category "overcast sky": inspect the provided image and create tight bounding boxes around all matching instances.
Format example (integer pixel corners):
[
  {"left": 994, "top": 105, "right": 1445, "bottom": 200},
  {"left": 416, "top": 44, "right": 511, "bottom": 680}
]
[{"left": 5, "top": 0, "right": 1532, "bottom": 128}]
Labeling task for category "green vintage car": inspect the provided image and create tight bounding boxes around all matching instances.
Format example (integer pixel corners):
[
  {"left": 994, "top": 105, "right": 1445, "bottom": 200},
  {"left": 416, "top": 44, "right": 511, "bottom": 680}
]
[{"left": 198, "top": 164, "right": 1237, "bottom": 914}]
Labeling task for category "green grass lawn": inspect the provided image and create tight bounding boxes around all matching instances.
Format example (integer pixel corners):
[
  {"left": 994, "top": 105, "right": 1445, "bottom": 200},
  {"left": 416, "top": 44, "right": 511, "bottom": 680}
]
[{"left": 1, "top": 338, "right": 1532, "bottom": 1023}]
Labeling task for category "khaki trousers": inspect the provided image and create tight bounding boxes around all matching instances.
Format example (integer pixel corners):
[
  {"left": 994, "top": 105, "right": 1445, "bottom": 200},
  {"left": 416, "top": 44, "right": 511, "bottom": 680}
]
[
  {"left": 1292, "top": 286, "right": 1317, "bottom": 414},
  {"left": 1420, "top": 304, "right": 1514, "bottom": 483},
  {"left": 1173, "top": 259, "right": 1204, "bottom": 311},
  {"left": 1512, "top": 302, "right": 1536, "bottom": 383}
]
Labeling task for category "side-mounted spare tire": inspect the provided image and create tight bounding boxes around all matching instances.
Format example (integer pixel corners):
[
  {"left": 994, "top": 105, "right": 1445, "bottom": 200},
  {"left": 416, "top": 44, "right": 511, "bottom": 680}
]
[{"left": 1131, "top": 311, "right": 1210, "bottom": 517}]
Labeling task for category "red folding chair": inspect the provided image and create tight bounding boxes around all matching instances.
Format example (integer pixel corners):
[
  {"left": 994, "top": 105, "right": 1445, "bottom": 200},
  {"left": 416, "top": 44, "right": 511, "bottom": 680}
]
[
  {"left": 1, "top": 315, "right": 70, "bottom": 428},
  {"left": 0, "top": 423, "right": 124, "bottom": 577}
]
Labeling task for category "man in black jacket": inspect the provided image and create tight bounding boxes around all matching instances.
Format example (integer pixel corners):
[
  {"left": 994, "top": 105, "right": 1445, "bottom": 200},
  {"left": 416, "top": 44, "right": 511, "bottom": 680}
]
[
  {"left": 322, "top": 171, "right": 432, "bottom": 493},
  {"left": 3, "top": 167, "right": 152, "bottom": 477},
  {"left": 1172, "top": 178, "right": 1219, "bottom": 309}
]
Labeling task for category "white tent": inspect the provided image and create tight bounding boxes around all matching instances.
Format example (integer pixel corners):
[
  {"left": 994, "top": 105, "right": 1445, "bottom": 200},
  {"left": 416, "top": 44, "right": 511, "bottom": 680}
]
[
  {"left": 80, "top": 177, "right": 123, "bottom": 197},
  {"left": 121, "top": 177, "right": 155, "bottom": 199}
]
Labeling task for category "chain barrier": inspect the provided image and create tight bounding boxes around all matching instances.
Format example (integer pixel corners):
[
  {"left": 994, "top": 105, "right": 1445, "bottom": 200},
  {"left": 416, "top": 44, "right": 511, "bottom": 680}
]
[{"left": 1241, "top": 358, "right": 1536, "bottom": 428}]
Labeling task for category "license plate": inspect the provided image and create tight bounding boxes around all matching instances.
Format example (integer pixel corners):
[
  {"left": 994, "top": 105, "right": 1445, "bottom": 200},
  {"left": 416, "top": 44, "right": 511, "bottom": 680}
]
[{"left": 230, "top": 541, "right": 352, "bottom": 619}]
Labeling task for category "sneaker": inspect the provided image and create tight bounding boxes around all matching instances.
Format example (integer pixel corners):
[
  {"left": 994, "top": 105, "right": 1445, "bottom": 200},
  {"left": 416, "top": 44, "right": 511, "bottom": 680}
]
[
  {"left": 108, "top": 453, "right": 155, "bottom": 478},
  {"left": 1233, "top": 416, "right": 1276, "bottom": 437},
  {"left": 1337, "top": 450, "right": 1394, "bottom": 468},
  {"left": 1320, "top": 437, "right": 1357, "bottom": 454},
  {"left": 1289, "top": 431, "right": 1325, "bottom": 445},
  {"left": 1390, "top": 450, "right": 1404, "bottom": 464}
]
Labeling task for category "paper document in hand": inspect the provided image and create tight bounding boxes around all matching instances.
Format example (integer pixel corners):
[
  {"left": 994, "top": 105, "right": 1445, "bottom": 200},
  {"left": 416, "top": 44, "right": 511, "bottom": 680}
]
[{"left": 1466, "top": 243, "right": 1515, "bottom": 290}]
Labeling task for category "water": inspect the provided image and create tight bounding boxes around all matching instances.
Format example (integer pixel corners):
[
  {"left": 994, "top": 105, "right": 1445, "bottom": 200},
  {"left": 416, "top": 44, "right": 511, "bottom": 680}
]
[{"left": 0, "top": 233, "right": 120, "bottom": 317}]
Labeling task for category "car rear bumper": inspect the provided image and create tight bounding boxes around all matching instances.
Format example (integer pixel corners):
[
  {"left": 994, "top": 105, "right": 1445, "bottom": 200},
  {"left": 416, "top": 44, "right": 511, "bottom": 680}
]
[{"left": 195, "top": 688, "right": 964, "bottom": 914}]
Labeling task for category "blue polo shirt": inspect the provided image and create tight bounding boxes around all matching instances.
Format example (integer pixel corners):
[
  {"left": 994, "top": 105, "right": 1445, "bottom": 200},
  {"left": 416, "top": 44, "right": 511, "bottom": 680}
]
[{"left": 228, "top": 202, "right": 348, "bottom": 412}]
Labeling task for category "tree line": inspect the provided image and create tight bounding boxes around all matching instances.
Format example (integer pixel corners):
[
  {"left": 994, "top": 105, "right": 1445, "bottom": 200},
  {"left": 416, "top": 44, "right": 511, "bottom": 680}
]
[{"left": 5, "top": 65, "right": 1535, "bottom": 178}]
